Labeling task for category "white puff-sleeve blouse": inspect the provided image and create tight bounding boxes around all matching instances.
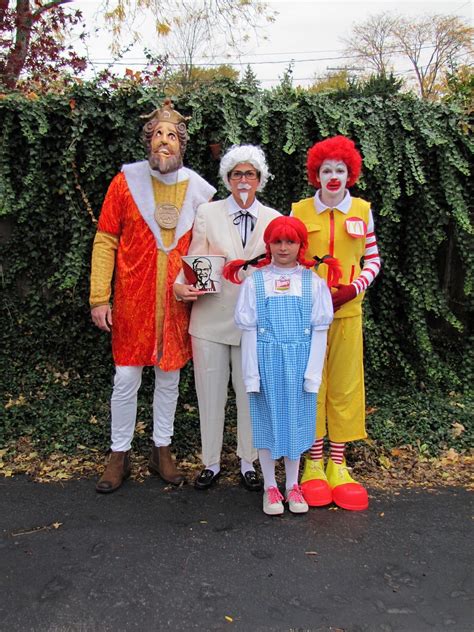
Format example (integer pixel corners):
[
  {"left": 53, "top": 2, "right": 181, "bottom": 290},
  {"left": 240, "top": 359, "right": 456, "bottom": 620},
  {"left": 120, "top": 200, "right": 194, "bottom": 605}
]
[{"left": 234, "top": 264, "right": 333, "bottom": 393}]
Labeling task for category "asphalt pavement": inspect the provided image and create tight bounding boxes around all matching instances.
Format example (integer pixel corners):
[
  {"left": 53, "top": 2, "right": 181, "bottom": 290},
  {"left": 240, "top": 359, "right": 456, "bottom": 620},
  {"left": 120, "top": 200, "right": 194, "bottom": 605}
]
[{"left": 1, "top": 476, "right": 472, "bottom": 632}]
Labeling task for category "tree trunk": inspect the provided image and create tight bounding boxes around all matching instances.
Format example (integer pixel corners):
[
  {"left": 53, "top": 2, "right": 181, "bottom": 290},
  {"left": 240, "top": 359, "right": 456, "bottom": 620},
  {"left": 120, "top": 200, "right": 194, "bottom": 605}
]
[
  {"left": 1, "top": 0, "right": 72, "bottom": 90},
  {"left": 2, "top": 0, "right": 33, "bottom": 89}
]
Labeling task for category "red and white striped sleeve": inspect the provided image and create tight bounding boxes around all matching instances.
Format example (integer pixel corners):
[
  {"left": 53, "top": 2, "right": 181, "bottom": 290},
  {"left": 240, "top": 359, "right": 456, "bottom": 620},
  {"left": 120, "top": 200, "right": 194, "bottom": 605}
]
[{"left": 352, "top": 209, "right": 381, "bottom": 295}]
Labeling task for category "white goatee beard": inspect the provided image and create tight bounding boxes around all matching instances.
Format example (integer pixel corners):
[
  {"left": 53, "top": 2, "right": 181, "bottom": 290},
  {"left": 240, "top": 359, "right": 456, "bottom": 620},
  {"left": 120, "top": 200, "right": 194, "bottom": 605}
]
[{"left": 237, "top": 183, "right": 252, "bottom": 206}]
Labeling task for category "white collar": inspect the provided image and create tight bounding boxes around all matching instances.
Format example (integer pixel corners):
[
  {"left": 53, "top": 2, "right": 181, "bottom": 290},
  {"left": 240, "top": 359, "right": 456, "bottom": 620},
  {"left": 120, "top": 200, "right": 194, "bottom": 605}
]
[
  {"left": 226, "top": 195, "right": 260, "bottom": 217},
  {"left": 314, "top": 190, "right": 352, "bottom": 214},
  {"left": 269, "top": 263, "right": 299, "bottom": 275},
  {"left": 122, "top": 161, "right": 215, "bottom": 253}
]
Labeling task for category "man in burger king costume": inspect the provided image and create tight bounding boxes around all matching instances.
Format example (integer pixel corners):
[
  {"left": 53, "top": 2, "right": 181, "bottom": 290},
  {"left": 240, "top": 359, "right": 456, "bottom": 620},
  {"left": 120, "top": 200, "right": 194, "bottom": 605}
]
[
  {"left": 292, "top": 135, "right": 381, "bottom": 511},
  {"left": 90, "top": 99, "right": 216, "bottom": 493}
]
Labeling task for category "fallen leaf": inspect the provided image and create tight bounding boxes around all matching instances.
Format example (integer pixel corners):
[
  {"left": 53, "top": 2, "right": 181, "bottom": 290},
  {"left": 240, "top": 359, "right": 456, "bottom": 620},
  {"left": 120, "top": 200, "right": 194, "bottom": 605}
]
[
  {"left": 450, "top": 422, "right": 465, "bottom": 438},
  {"left": 378, "top": 455, "right": 392, "bottom": 470},
  {"left": 443, "top": 448, "right": 460, "bottom": 462},
  {"left": 55, "top": 472, "right": 71, "bottom": 480},
  {"left": 135, "top": 421, "right": 147, "bottom": 435}
]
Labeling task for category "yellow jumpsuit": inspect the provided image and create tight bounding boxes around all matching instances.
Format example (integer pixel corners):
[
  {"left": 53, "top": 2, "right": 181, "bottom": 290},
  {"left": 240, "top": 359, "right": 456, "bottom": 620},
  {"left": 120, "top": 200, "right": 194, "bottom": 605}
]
[{"left": 292, "top": 196, "right": 370, "bottom": 442}]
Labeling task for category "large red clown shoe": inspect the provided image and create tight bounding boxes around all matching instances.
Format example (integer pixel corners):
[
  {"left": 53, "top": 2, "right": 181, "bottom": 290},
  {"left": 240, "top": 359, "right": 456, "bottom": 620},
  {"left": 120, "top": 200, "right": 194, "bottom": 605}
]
[
  {"left": 326, "top": 458, "right": 369, "bottom": 511},
  {"left": 300, "top": 458, "right": 333, "bottom": 507}
]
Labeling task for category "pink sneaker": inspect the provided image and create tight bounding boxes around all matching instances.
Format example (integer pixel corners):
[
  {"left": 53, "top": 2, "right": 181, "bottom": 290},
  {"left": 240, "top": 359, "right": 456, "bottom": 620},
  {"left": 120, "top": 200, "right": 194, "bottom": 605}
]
[
  {"left": 263, "top": 486, "right": 284, "bottom": 515},
  {"left": 286, "top": 484, "right": 309, "bottom": 514}
]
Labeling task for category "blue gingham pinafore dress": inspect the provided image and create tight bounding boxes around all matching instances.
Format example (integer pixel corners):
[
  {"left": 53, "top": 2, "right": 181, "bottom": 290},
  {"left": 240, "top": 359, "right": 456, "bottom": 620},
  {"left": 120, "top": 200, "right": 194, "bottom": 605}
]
[{"left": 249, "top": 269, "right": 316, "bottom": 460}]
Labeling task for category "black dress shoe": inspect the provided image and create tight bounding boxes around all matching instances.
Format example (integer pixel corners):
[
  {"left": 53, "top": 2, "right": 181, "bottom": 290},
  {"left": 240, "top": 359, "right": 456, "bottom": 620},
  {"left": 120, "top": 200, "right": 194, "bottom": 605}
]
[
  {"left": 194, "top": 468, "right": 220, "bottom": 490},
  {"left": 240, "top": 470, "right": 263, "bottom": 491}
]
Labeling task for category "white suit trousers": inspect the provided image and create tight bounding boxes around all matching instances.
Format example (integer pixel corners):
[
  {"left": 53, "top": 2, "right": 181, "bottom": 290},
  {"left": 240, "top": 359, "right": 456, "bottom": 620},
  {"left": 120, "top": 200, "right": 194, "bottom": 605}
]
[
  {"left": 110, "top": 365, "right": 180, "bottom": 452},
  {"left": 191, "top": 336, "right": 257, "bottom": 467}
]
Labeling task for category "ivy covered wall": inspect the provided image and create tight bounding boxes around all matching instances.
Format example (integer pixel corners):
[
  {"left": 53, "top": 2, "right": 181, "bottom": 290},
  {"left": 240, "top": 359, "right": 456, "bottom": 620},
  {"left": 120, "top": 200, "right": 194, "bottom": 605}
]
[{"left": 1, "top": 79, "right": 472, "bottom": 455}]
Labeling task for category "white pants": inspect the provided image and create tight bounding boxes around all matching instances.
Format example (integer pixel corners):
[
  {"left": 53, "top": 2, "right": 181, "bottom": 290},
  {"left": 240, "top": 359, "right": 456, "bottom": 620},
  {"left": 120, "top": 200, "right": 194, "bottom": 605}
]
[
  {"left": 110, "top": 365, "right": 180, "bottom": 452},
  {"left": 191, "top": 336, "right": 257, "bottom": 467}
]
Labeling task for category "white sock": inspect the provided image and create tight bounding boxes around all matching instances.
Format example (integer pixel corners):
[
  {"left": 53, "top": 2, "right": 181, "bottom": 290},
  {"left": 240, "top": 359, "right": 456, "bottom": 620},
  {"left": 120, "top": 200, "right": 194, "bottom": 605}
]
[
  {"left": 206, "top": 463, "right": 220, "bottom": 475},
  {"left": 258, "top": 449, "right": 277, "bottom": 490},
  {"left": 284, "top": 456, "right": 301, "bottom": 491},
  {"left": 240, "top": 459, "right": 255, "bottom": 475}
]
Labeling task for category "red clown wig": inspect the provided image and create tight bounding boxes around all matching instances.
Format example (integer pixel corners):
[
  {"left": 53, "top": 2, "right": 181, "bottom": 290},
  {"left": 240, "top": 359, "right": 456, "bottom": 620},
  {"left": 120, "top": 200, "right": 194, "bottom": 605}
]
[
  {"left": 307, "top": 135, "right": 362, "bottom": 188},
  {"left": 223, "top": 216, "right": 341, "bottom": 286}
]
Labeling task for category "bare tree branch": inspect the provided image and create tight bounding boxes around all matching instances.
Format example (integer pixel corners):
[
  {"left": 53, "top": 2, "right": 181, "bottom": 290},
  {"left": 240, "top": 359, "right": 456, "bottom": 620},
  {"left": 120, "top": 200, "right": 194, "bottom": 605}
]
[
  {"left": 31, "top": 0, "right": 72, "bottom": 19},
  {"left": 392, "top": 14, "right": 473, "bottom": 99},
  {"left": 101, "top": 0, "right": 274, "bottom": 69},
  {"left": 343, "top": 13, "right": 397, "bottom": 75},
  {"left": 343, "top": 12, "right": 473, "bottom": 99}
]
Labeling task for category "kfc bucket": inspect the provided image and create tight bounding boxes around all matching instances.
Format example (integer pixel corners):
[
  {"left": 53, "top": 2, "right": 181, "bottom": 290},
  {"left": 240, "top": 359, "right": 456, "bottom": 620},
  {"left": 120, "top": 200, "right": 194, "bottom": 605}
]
[{"left": 181, "top": 255, "right": 226, "bottom": 294}]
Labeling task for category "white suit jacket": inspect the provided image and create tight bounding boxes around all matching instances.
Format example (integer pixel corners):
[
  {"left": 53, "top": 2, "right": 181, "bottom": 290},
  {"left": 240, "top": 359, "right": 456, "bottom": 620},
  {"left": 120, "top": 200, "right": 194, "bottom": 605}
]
[{"left": 188, "top": 198, "right": 280, "bottom": 345}]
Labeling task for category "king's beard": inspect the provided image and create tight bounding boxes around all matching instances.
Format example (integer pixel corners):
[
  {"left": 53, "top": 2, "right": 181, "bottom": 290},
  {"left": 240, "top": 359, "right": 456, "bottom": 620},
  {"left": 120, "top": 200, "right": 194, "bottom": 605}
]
[{"left": 148, "top": 152, "right": 183, "bottom": 174}]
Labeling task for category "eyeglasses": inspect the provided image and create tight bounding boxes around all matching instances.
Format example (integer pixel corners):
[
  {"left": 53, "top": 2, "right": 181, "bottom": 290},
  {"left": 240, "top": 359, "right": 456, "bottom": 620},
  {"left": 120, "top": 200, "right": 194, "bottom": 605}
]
[{"left": 229, "top": 170, "right": 259, "bottom": 181}]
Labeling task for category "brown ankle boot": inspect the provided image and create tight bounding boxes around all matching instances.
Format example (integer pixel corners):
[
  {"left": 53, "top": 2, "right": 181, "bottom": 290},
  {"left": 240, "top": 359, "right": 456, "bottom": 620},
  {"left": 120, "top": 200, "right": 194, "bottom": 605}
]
[
  {"left": 96, "top": 451, "right": 131, "bottom": 493},
  {"left": 148, "top": 446, "right": 185, "bottom": 485}
]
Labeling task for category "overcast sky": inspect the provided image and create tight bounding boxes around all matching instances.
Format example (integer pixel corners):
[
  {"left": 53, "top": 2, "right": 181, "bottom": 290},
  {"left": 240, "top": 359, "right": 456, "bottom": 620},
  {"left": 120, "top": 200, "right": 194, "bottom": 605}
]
[{"left": 77, "top": 0, "right": 473, "bottom": 87}]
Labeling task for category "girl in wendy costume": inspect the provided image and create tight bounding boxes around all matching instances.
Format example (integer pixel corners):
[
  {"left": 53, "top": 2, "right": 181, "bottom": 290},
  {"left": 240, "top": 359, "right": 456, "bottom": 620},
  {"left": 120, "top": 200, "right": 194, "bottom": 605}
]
[
  {"left": 223, "top": 216, "right": 341, "bottom": 516},
  {"left": 292, "top": 135, "right": 381, "bottom": 512}
]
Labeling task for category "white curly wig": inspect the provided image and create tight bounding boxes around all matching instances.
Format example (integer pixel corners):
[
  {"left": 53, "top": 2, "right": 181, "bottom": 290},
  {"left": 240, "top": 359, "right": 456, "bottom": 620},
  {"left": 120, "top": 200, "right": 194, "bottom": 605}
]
[{"left": 219, "top": 144, "right": 270, "bottom": 192}]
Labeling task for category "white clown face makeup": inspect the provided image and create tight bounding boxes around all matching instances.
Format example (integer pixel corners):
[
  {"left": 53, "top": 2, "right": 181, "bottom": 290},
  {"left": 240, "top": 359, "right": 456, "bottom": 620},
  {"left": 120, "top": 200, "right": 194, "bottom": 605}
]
[{"left": 318, "top": 159, "right": 348, "bottom": 204}]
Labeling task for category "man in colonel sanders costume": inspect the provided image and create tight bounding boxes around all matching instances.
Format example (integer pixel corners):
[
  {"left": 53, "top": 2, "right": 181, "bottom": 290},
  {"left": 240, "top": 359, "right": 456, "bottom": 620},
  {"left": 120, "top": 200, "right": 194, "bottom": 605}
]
[
  {"left": 90, "top": 99, "right": 216, "bottom": 493},
  {"left": 292, "top": 135, "right": 381, "bottom": 511},
  {"left": 174, "top": 145, "right": 280, "bottom": 492}
]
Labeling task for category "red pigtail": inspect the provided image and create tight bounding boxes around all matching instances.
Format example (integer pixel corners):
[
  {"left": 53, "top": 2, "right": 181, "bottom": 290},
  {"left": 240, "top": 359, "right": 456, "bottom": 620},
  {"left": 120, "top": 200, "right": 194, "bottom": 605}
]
[
  {"left": 223, "top": 259, "right": 247, "bottom": 285},
  {"left": 223, "top": 253, "right": 269, "bottom": 285},
  {"left": 313, "top": 255, "right": 342, "bottom": 288}
]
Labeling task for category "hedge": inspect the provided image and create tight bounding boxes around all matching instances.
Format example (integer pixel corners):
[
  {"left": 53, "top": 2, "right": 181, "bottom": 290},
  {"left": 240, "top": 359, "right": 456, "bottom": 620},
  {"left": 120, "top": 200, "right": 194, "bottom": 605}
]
[{"left": 1, "top": 78, "right": 472, "bottom": 457}]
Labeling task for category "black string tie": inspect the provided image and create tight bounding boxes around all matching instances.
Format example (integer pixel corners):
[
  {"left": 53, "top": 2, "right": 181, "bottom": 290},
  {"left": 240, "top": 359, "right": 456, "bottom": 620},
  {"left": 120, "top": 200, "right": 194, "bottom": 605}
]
[{"left": 233, "top": 211, "right": 255, "bottom": 248}]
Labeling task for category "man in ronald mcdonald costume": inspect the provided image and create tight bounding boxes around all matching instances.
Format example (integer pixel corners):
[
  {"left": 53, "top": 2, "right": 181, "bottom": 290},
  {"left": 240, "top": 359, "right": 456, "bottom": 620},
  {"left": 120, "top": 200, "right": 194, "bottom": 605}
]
[
  {"left": 90, "top": 99, "right": 216, "bottom": 493},
  {"left": 292, "top": 135, "right": 381, "bottom": 511}
]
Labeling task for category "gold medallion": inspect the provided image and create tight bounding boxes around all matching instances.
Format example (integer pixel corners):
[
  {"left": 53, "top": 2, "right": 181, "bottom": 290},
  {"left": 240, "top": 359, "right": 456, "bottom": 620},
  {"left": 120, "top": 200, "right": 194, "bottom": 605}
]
[{"left": 154, "top": 203, "right": 179, "bottom": 229}]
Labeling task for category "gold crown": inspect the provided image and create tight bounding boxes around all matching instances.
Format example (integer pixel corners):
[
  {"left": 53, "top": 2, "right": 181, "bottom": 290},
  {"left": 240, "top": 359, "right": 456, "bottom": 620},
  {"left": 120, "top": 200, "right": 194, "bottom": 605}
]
[{"left": 141, "top": 98, "right": 190, "bottom": 125}]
